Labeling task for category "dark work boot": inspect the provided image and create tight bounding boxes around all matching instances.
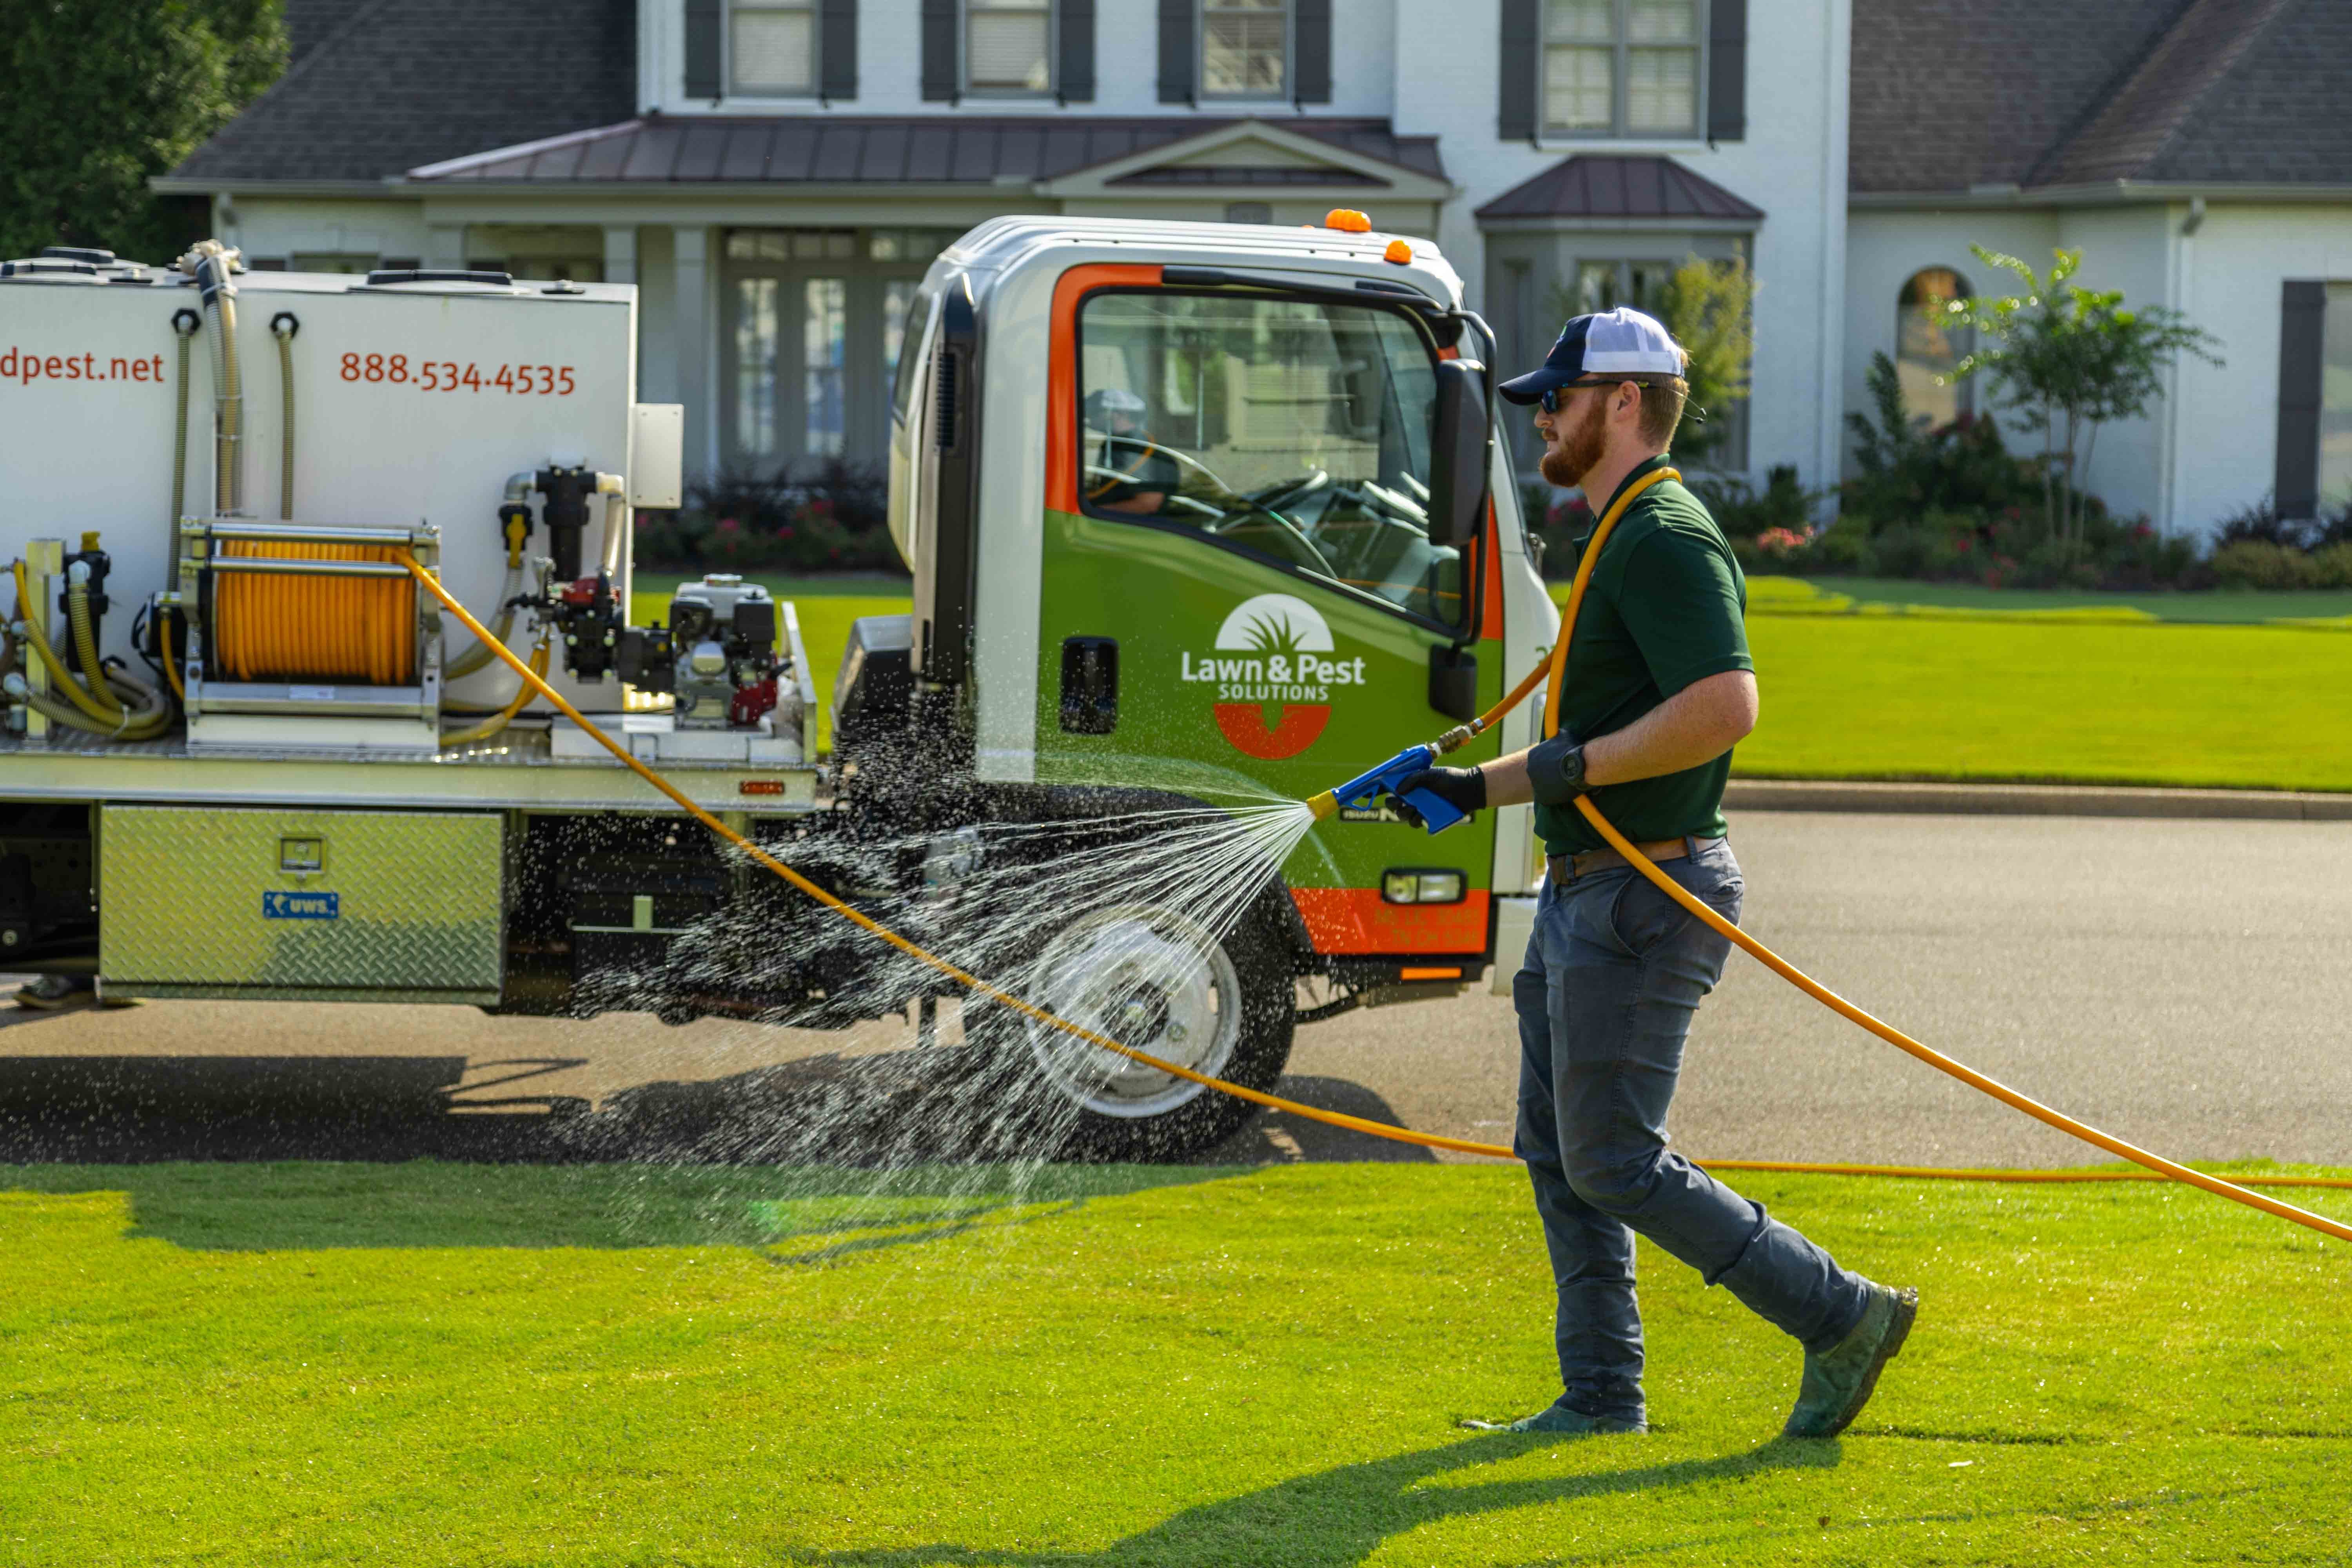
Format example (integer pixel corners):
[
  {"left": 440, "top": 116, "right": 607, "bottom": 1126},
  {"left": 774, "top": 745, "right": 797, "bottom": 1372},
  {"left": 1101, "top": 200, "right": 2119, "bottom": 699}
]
[
  {"left": 1784, "top": 1283, "right": 1918, "bottom": 1439},
  {"left": 1461, "top": 1399, "right": 1646, "bottom": 1436}
]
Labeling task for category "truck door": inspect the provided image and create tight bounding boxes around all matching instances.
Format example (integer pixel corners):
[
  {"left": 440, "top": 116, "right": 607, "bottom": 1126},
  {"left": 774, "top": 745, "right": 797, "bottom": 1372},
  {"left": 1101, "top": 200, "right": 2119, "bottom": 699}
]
[{"left": 1036, "top": 274, "right": 1504, "bottom": 967}]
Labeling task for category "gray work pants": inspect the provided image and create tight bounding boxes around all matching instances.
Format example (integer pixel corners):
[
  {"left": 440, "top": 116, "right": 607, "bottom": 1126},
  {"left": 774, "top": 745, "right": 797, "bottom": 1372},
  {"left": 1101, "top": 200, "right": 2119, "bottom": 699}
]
[{"left": 1511, "top": 839, "right": 1872, "bottom": 1424}]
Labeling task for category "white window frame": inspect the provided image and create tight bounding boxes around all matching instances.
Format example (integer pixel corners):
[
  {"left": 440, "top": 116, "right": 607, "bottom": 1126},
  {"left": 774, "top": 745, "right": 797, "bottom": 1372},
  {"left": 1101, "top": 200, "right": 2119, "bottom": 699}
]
[
  {"left": 1198, "top": 0, "right": 1292, "bottom": 103},
  {"left": 963, "top": 0, "right": 1056, "bottom": 99},
  {"left": 728, "top": 0, "right": 822, "bottom": 100},
  {"left": 1540, "top": 0, "right": 1709, "bottom": 142}
]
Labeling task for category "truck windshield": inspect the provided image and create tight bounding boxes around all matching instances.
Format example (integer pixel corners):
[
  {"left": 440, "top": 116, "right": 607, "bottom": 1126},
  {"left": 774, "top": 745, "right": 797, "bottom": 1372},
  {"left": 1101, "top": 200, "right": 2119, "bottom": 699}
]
[{"left": 1076, "top": 291, "right": 1462, "bottom": 626}]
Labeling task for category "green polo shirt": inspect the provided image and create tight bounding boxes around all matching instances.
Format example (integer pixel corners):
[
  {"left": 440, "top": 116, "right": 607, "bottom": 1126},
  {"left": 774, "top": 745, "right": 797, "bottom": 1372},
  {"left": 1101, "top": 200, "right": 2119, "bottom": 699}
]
[{"left": 1535, "top": 455, "right": 1752, "bottom": 858}]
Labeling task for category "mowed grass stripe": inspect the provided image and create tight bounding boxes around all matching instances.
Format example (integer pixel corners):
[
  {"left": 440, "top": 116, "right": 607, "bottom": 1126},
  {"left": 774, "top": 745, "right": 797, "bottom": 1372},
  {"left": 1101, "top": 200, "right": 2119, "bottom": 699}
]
[{"left": 1, "top": 1161, "right": 2348, "bottom": 1564}]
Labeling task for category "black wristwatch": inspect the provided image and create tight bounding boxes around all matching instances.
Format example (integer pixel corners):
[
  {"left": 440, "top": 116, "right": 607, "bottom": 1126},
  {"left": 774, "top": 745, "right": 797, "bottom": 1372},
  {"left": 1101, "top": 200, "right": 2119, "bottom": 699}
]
[{"left": 1526, "top": 732, "right": 1587, "bottom": 804}]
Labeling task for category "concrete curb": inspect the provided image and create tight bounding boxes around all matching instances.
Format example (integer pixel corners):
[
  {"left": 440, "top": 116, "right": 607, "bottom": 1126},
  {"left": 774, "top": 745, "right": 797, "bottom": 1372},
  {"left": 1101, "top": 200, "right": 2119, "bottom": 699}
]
[{"left": 1724, "top": 778, "right": 2352, "bottom": 822}]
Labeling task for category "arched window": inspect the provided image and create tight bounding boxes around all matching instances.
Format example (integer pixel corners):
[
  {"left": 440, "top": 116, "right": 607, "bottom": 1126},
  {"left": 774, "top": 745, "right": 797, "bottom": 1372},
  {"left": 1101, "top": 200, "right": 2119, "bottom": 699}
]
[{"left": 1896, "top": 268, "right": 1973, "bottom": 428}]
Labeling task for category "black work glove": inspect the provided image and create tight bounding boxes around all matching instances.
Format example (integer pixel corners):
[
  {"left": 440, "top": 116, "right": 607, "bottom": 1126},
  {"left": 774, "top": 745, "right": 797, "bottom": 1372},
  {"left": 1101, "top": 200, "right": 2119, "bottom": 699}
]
[
  {"left": 1389, "top": 766, "right": 1485, "bottom": 829},
  {"left": 1524, "top": 731, "right": 1589, "bottom": 806}
]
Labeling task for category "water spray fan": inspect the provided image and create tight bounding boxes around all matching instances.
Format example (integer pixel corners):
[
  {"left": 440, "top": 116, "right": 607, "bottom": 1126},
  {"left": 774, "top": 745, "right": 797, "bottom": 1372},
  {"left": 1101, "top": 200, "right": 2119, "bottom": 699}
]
[{"left": 1304, "top": 744, "right": 1468, "bottom": 834}]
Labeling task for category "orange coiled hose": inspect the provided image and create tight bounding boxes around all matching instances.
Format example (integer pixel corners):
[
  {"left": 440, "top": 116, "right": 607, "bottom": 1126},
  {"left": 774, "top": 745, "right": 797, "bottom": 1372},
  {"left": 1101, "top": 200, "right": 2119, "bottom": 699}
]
[{"left": 213, "top": 541, "right": 415, "bottom": 685}]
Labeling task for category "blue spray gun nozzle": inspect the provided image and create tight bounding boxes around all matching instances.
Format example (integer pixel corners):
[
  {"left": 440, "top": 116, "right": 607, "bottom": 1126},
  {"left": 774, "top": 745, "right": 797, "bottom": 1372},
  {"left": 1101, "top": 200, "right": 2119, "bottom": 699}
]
[{"left": 1305, "top": 744, "right": 1469, "bottom": 835}]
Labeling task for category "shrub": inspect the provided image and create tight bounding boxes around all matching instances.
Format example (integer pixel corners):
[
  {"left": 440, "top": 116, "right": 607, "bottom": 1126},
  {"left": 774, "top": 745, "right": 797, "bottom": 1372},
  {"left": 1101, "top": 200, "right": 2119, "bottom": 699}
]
[
  {"left": 1842, "top": 352, "right": 2043, "bottom": 525},
  {"left": 640, "top": 459, "right": 902, "bottom": 575},
  {"left": 2210, "top": 541, "right": 2352, "bottom": 591},
  {"left": 1688, "top": 465, "right": 1817, "bottom": 541}
]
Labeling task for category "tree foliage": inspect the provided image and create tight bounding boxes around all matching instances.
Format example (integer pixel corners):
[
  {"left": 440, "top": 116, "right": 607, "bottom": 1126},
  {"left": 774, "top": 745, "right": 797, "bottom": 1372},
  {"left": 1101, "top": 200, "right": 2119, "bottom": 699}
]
[
  {"left": 0, "top": 0, "right": 287, "bottom": 264},
  {"left": 1938, "top": 245, "right": 2221, "bottom": 558},
  {"left": 1657, "top": 255, "right": 1755, "bottom": 462}
]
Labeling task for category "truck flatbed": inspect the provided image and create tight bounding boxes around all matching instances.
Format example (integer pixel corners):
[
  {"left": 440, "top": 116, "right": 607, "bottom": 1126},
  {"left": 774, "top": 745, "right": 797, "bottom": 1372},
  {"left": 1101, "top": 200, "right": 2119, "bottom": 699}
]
[{"left": 0, "top": 725, "right": 821, "bottom": 816}]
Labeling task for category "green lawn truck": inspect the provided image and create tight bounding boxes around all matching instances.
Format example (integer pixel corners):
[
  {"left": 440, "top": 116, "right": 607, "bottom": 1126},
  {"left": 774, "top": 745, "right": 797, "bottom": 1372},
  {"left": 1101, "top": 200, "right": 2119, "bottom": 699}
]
[{"left": 0, "top": 218, "right": 1553, "bottom": 1158}]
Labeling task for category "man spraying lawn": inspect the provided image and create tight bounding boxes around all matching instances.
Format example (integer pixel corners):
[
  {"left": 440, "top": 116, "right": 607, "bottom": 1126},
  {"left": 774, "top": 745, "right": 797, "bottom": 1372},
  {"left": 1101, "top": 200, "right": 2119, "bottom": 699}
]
[{"left": 1397, "top": 308, "right": 1917, "bottom": 1439}]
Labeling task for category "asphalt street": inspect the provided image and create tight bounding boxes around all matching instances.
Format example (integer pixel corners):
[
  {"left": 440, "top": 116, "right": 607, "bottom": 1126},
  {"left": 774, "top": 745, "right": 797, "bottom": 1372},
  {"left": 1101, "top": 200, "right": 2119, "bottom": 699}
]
[{"left": 2, "top": 811, "right": 2347, "bottom": 1170}]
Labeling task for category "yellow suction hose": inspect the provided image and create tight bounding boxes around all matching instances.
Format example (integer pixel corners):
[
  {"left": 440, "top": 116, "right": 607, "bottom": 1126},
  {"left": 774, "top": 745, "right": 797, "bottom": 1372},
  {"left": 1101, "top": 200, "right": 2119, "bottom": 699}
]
[{"left": 398, "top": 552, "right": 2352, "bottom": 1229}]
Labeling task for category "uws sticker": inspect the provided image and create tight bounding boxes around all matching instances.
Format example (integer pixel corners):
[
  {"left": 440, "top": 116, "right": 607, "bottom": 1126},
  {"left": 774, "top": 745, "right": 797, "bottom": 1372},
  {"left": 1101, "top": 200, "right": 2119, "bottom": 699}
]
[{"left": 1180, "top": 593, "right": 1366, "bottom": 761}]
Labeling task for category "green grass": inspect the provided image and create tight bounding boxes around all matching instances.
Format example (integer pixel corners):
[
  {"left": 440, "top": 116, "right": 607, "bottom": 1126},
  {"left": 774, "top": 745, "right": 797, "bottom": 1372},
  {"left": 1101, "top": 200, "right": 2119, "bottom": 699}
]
[
  {"left": 1545, "top": 580, "right": 2350, "bottom": 791},
  {"left": 1750, "top": 575, "right": 2352, "bottom": 626},
  {"left": 3, "top": 1160, "right": 2348, "bottom": 1564},
  {"left": 630, "top": 572, "right": 912, "bottom": 755},
  {"left": 1736, "top": 614, "right": 2352, "bottom": 791}
]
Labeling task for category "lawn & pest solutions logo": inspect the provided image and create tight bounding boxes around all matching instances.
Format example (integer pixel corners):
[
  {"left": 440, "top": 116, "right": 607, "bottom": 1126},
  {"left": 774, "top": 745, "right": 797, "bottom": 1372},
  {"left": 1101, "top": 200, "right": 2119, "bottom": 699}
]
[{"left": 1180, "top": 593, "right": 1365, "bottom": 762}]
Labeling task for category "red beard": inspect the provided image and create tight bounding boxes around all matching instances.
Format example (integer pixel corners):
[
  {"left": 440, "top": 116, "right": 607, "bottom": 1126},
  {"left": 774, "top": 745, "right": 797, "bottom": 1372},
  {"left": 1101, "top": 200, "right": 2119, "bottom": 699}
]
[{"left": 1538, "top": 394, "right": 1608, "bottom": 489}]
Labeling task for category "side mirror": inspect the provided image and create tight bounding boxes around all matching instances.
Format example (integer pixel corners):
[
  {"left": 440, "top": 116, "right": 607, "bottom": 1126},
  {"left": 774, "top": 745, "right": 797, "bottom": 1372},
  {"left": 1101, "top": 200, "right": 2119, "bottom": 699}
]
[{"left": 1428, "top": 359, "right": 1492, "bottom": 545}]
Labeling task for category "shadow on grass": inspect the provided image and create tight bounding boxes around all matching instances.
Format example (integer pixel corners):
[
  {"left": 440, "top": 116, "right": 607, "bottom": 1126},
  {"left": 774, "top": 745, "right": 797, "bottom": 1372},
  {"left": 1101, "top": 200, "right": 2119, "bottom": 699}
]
[
  {"left": 0, "top": 1160, "right": 1241, "bottom": 1252},
  {"left": 804, "top": 1432, "right": 1839, "bottom": 1568},
  {"left": 0, "top": 1038, "right": 1430, "bottom": 1172}
]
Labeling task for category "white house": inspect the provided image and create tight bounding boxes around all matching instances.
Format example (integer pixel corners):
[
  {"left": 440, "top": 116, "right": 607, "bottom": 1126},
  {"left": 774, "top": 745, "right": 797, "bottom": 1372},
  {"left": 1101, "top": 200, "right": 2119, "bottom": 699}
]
[
  {"left": 156, "top": 0, "right": 2350, "bottom": 533},
  {"left": 1847, "top": 0, "right": 2352, "bottom": 531}
]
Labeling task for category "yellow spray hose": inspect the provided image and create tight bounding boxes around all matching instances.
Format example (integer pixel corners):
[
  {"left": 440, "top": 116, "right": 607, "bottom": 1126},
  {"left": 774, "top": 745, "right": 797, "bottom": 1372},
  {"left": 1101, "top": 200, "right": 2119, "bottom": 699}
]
[
  {"left": 396, "top": 553, "right": 1514, "bottom": 1159},
  {"left": 397, "top": 553, "right": 2352, "bottom": 1224}
]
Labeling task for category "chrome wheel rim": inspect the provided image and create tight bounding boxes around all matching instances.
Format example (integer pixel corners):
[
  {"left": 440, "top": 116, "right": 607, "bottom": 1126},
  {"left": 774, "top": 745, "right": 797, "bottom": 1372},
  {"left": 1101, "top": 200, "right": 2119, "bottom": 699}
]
[{"left": 1021, "top": 906, "right": 1240, "bottom": 1119}]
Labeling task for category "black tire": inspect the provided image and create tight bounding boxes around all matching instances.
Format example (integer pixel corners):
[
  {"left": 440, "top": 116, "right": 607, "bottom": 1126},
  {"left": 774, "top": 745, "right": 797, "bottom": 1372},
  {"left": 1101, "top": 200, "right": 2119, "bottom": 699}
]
[{"left": 969, "top": 888, "right": 1296, "bottom": 1162}]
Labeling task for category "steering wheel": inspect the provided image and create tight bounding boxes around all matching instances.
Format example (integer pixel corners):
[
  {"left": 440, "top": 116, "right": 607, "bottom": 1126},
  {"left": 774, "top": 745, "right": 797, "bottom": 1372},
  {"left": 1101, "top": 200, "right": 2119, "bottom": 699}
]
[{"left": 1082, "top": 432, "right": 1245, "bottom": 500}]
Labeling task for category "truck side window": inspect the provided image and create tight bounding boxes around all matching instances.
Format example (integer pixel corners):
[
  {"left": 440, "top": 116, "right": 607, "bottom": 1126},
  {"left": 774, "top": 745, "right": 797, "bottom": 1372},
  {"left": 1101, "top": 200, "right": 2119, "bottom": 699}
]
[{"left": 1076, "top": 291, "right": 1464, "bottom": 629}]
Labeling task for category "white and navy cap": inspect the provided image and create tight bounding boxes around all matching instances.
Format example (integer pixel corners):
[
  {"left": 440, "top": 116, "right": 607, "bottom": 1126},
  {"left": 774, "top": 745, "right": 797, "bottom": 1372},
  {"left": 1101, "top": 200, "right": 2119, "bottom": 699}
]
[{"left": 1499, "top": 307, "right": 1686, "bottom": 406}]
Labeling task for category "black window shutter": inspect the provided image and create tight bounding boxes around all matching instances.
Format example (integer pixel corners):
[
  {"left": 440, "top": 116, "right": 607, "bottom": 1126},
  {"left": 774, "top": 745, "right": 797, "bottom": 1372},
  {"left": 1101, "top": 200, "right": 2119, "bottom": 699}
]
[
  {"left": 820, "top": 0, "right": 858, "bottom": 99},
  {"left": 685, "top": 0, "right": 722, "bottom": 99},
  {"left": 1158, "top": 0, "right": 1194, "bottom": 104},
  {"left": 1293, "top": 0, "right": 1331, "bottom": 104},
  {"left": 920, "top": 0, "right": 958, "bottom": 101},
  {"left": 1498, "top": 0, "right": 1538, "bottom": 140},
  {"left": 1058, "top": 0, "right": 1096, "bottom": 102},
  {"left": 1708, "top": 0, "right": 1747, "bottom": 141},
  {"left": 2278, "top": 281, "right": 2327, "bottom": 520}
]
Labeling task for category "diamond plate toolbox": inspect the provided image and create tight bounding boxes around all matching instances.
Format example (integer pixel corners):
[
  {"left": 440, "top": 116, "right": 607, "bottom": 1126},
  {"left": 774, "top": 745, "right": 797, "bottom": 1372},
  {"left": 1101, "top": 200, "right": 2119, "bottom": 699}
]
[{"left": 100, "top": 806, "right": 502, "bottom": 1001}]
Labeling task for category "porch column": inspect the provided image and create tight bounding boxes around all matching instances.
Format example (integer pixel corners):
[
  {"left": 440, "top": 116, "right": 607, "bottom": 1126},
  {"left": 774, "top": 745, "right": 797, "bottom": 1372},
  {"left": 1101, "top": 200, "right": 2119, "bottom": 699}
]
[
  {"left": 672, "top": 226, "right": 713, "bottom": 477},
  {"left": 602, "top": 225, "right": 638, "bottom": 287}
]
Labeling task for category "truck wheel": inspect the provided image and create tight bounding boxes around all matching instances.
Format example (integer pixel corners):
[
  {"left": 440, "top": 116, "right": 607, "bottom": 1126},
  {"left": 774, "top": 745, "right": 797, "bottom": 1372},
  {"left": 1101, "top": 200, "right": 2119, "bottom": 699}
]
[{"left": 1007, "top": 895, "right": 1294, "bottom": 1161}]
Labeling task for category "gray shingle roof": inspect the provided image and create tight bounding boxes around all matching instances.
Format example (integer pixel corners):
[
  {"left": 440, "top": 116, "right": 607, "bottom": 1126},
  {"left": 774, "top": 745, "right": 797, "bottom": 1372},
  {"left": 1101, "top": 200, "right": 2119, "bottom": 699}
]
[
  {"left": 2119, "top": 0, "right": 2352, "bottom": 183},
  {"left": 1852, "top": 0, "right": 2348, "bottom": 194},
  {"left": 170, "top": 0, "right": 637, "bottom": 185},
  {"left": 407, "top": 117, "right": 1446, "bottom": 186},
  {"left": 1850, "top": 0, "right": 2193, "bottom": 193},
  {"left": 1474, "top": 156, "right": 1764, "bottom": 222},
  {"left": 283, "top": 0, "right": 377, "bottom": 65}
]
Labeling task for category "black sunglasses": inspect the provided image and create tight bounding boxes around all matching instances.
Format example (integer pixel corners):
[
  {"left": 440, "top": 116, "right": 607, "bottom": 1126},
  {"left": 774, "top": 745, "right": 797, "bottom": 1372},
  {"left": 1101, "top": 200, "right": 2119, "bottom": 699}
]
[{"left": 1538, "top": 379, "right": 1612, "bottom": 414}]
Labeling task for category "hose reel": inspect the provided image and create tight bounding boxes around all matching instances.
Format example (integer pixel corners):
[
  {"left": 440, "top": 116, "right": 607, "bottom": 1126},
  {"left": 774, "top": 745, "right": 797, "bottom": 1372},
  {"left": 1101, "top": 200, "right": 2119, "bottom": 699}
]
[{"left": 175, "top": 517, "right": 442, "bottom": 722}]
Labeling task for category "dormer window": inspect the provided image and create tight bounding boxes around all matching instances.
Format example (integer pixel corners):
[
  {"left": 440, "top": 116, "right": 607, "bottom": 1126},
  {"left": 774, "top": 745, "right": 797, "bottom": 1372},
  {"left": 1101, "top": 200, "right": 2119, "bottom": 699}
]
[
  {"left": 968, "top": 0, "right": 1052, "bottom": 95},
  {"left": 731, "top": 0, "right": 818, "bottom": 96}
]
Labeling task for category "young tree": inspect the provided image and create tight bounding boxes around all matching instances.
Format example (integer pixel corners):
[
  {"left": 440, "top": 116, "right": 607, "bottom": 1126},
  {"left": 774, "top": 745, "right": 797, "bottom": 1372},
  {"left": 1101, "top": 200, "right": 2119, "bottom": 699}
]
[
  {"left": 1657, "top": 255, "right": 1756, "bottom": 464},
  {"left": 0, "top": 0, "right": 286, "bottom": 264},
  {"left": 1936, "top": 245, "right": 2221, "bottom": 559}
]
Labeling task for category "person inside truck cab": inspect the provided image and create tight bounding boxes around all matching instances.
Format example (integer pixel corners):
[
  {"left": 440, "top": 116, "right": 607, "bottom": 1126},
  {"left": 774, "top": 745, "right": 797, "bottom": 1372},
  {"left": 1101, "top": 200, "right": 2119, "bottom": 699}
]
[{"left": 1082, "top": 387, "right": 1181, "bottom": 515}]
